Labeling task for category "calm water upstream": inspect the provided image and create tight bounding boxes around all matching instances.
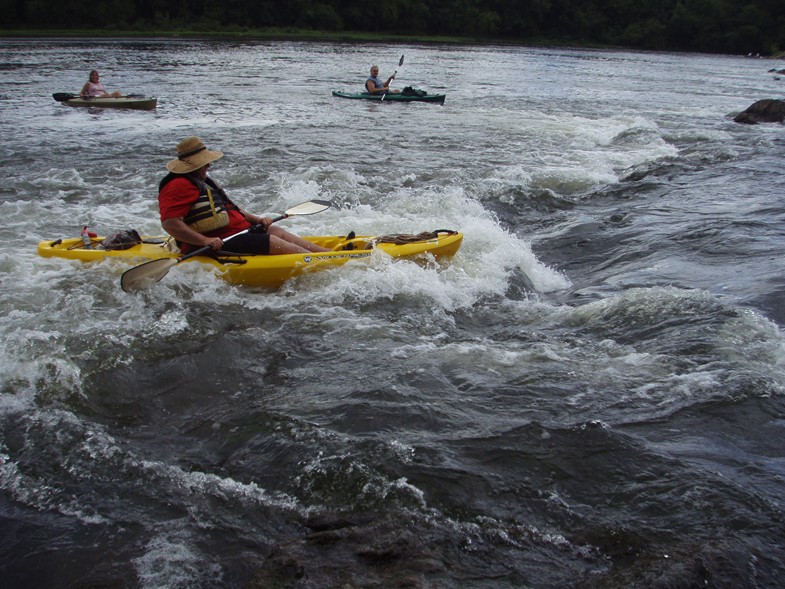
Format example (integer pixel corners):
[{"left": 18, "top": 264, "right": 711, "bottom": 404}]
[{"left": 1, "top": 38, "right": 785, "bottom": 588}]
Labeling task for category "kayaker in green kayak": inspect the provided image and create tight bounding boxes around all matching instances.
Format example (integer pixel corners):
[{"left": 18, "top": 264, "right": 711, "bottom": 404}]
[
  {"left": 365, "top": 65, "right": 399, "bottom": 96},
  {"left": 158, "top": 137, "right": 330, "bottom": 256}
]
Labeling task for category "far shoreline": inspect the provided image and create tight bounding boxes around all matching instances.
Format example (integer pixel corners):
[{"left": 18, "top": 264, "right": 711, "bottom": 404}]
[
  {"left": 0, "top": 27, "right": 710, "bottom": 53},
  {"left": 1, "top": 28, "right": 783, "bottom": 59},
  {"left": 0, "top": 28, "right": 491, "bottom": 45}
]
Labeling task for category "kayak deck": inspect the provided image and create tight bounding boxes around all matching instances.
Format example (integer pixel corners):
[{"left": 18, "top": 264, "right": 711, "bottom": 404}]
[
  {"left": 37, "top": 231, "right": 463, "bottom": 289},
  {"left": 63, "top": 97, "right": 157, "bottom": 110},
  {"left": 332, "top": 90, "right": 445, "bottom": 104}
]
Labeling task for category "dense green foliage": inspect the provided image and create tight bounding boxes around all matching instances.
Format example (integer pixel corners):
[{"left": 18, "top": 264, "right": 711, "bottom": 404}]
[{"left": 2, "top": 0, "right": 784, "bottom": 55}]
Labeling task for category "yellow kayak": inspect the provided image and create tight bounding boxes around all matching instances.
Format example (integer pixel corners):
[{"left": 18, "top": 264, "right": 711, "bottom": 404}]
[{"left": 37, "top": 230, "right": 463, "bottom": 289}]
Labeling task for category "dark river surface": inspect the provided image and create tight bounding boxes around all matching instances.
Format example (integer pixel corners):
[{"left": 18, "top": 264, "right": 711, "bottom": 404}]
[{"left": 1, "top": 38, "right": 785, "bottom": 588}]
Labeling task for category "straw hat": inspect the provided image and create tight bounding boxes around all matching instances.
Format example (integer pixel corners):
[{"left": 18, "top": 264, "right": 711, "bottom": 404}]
[{"left": 166, "top": 136, "right": 223, "bottom": 173}]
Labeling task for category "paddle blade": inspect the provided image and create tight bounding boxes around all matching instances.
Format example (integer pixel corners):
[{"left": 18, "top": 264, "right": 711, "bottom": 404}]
[
  {"left": 284, "top": 199, "right": 332, "bottom": 216},
  {"left": 399, "top": 55, "right": 404, "bottom": 67},
  {"left": 121, "top": 258, "right": 178, "bottom": 292},
  {"left": 53, "top": 92, "right": 76, "bottom": 102}
]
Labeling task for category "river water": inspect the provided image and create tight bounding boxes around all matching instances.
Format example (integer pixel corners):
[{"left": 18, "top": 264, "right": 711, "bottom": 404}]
[{"left": 1, "top": 38, "right": 785, "bottom": 588}]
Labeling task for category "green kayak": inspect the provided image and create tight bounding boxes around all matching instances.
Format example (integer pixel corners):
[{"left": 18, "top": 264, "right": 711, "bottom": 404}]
[{"left": 332, "top": 90, "right": 445, "bottom": 104}]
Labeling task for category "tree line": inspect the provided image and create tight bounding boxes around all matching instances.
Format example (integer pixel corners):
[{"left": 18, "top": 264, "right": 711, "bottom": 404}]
[{"left": 2, "top": 0, "right": 784, "bottom": 56}]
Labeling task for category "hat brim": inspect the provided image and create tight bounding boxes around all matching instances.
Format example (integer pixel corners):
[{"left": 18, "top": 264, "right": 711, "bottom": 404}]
[{"left": 166, "top": 149, "right": 223, "bottom": 173}]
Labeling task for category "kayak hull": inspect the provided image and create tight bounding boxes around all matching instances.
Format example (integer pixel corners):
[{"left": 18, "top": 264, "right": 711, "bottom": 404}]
[
  {"left": 37, "top": 232, "right": 463, "bottom": 289},
  {"left": 332, "top": 90, "right": 445, "bottom": 104},
  {"left": 63, "top": 97, "right": 157, "bottom": 110}
]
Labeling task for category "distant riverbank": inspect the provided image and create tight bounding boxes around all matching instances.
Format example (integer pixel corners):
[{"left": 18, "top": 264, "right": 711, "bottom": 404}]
[
  {"left": 3, "top": 28, "right": 784, "bottom": 59},
  {"left": 0, "top": 27, "right": 482, "bottom": 44},
  {"left": 0, "top": 27, "right": 634, "bottom": 52}
]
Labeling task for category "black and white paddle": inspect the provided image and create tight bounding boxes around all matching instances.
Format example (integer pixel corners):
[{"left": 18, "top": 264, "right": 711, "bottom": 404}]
[{"left": 381, "top": 55, "right": 404, "bottom": 102}]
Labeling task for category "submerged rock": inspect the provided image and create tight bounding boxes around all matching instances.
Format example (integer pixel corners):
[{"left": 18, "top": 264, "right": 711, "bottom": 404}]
[
  {"left": 733, "top": 99, "right": 785, "bottom": 124},
  {"left": 243, "top": 512, "right": 451, "bottom": 588}
]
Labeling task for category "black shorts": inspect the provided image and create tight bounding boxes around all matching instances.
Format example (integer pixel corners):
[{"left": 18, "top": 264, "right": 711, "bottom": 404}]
[{"left": 221, "top": 233, "right": 271, "bottom": 255}]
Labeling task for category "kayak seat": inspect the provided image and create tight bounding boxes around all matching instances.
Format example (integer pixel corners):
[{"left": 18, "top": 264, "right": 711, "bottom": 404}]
[
  {"left": 332, "top": 231, "right": 356, "bottom": 251},
  {"left": 214, "top": 253, "right": 248, "bottom": 264}
]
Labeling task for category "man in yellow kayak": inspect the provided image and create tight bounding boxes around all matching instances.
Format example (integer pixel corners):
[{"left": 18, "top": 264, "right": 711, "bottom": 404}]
[{"left": 158, "top": 137, "right": 330, "bottom": 255}]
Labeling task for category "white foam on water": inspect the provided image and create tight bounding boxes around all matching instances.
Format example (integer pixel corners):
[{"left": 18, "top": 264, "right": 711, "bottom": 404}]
[
  {"left": 478, "top": 111, "right": 678, "bottom": 196},
  {"left": 525, "top": 287, "right": 785, "bottom": 407},
  {"left": 0, "top": 410, "right": 118, "bottom": 524},
  {"left": 134, "top": 527, "right": 223, "bottom": 589},
  {"left": 138, "top": 459, "right": 301, "bottom": 513}
]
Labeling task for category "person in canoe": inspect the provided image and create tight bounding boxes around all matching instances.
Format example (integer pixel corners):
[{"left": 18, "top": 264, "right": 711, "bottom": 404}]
[
  {"left": 365, "top": 65, "right": 400, "bottom": 95},
  {"left": 158, "top": 137, "right": 330, "bottom": 256},
  {"left": 80, "top": 70, "right": 123, "bottom": 98}
]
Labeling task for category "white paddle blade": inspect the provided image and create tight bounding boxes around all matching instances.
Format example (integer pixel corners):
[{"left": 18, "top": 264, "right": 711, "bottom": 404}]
[
  {"left": 121, "top": 258, "right": 178, "bottom": 292},
  {"left": 284, "top": 199, "right": 332, "bottom": 216}
]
